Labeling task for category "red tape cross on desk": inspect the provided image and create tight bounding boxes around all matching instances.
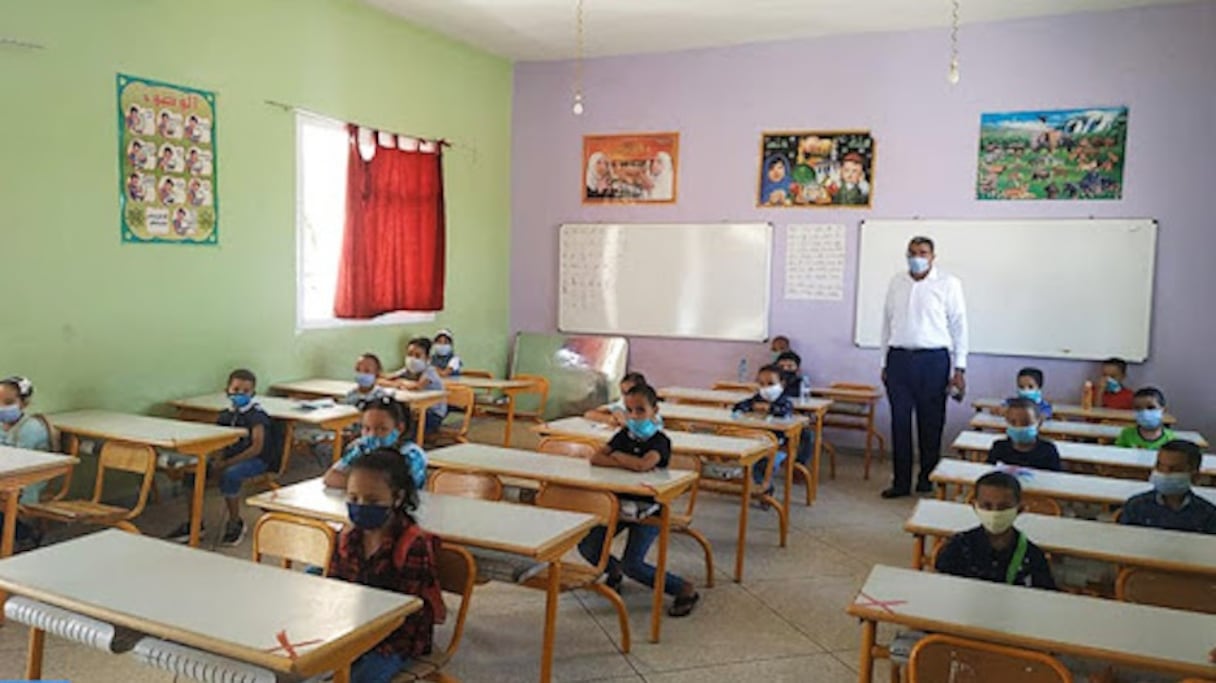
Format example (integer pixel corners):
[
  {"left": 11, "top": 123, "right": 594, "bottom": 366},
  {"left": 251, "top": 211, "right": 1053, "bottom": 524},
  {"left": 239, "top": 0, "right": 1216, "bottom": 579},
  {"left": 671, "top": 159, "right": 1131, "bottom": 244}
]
[
  {"left": 263, "top": 630, "right": 324, "bottom": 660},
  {"left": 856, "top": 592, "right": 907, "bottom": 615}
]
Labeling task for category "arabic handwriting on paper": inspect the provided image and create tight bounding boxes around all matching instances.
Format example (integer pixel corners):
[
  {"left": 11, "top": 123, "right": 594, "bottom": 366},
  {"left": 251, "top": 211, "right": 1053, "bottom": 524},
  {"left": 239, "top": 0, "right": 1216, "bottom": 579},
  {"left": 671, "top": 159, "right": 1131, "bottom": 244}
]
[{"left": 785, "top": 224, "right": 846, "bottom": 301}]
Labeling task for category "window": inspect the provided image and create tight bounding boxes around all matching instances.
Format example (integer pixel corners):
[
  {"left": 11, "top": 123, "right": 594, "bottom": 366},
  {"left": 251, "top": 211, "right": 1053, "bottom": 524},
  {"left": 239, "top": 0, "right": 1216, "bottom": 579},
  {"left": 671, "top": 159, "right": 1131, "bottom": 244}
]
[{"left": 295, "top": 112, "right": 435, "bottom": 330}]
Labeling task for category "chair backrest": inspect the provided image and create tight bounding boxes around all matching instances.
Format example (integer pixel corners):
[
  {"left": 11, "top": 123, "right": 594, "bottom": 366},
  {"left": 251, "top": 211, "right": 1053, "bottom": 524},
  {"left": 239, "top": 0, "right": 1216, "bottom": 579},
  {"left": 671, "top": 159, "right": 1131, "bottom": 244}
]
[
  {"left": 511, "top": 373, "right": 550, "bottom": 415},
  {"left": 713, "top": 381, "right": 758, "bottom": 392},
  {"left": 459, "top": 370, "right": 493, "bottom": 380},
  {"left": 536, "top": 437, "right": 599, "bottom": 459},
  {"left": 713, "top": 426, "right": 779, "bottom": 485},
  {"left": 668, "top": 452, "right": 703, "bottom": 516},
  {"left": 536, "top": 484, "right": 618, "bottom": 573},
  {"left": 428, "top": 470, "right": 504, "bottom": 501},
  {"left": 830, "top": 381, "right": 878, "bottom": 392},
  {"left": 29, "top": 413, "right": 62, "bottom": 453},
  {"left": 1020, "top": 495, "right": 1062, "bottom": 517},
  {"left": 94, "top": 442, "right": 157, "bottom": 516},
  {"left": 1116, "top": 567, "right": 1216, "bottom": 614},
  {"left": 908, "top": 634, "right": 1071, "bottom": 683},
  {"left": 252, "top": 512, "right": 336, "bottom": 574},
  {"left": 272, "top": 419, "right": 293, "bottom": 478},
  {"left": 442, "top": 385, "right": 476, "bottom": 438},
  {"left": 434, "top": 543, "right": 476, "bottom": 659}
]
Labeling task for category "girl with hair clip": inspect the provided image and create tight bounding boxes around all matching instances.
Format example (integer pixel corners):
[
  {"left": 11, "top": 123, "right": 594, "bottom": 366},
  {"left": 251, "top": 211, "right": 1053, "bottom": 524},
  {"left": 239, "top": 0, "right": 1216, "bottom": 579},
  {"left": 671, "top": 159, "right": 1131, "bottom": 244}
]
[
  {"left": 324, "top": 395, "right": 427, "bottom": 491},
  {"left": 329, "top": 448, "right": 445, "bottom": 683}
]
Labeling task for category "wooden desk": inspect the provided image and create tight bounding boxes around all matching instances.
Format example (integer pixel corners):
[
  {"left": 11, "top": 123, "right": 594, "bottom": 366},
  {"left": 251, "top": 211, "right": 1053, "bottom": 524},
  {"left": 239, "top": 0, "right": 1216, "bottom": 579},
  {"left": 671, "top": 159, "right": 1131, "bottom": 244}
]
[
  {"left": 271, "top": 378, "right": 448, "bottom": 446},
  {"left": 904, "top": 499, "right": 1216, "bottom": 576},
  {"left": 535, "top": 417, "right": 773, "bottom": 582},
  {"left": 951, "top": 430, "right": 1216, "bottom": 476},
  {"left": 170, "top": 394, "right": 361, "bottom": 466},
  {"left": 929, "top": 458, "right": 1216, "bottom": 509},
  {"left": 248, "top": 479, "right": 597, "bottom": 683},
  {"left": 0, "top": 529, "right": 418, "bottom": 682},
  {"left": 972, "top": 397, "right": 1178, "bottom": 426},
  {"left": 0, "top": 447, "right": 77, "bottom": 559},
  {"left": 426, "top": 443, "right": 698, "bottom": 644},
  {"left": 969, "top": 412, "right": 1209, "bottom": 448},
  {"left": 658, "top": 386, "right": 750, "bottom": 406},
  {"left": 847, "top": 564, "right": 1216, "bottom": 682},
  {"left": 47, "top": 410, "right": 243, "bottom": 548},
  {"left": 444, "top": 377, "right": 535, "bottom": 447}
]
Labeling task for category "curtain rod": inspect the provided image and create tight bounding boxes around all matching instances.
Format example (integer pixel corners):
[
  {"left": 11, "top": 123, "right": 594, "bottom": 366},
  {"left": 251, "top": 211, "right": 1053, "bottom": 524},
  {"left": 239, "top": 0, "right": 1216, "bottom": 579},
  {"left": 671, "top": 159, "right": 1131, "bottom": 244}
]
[{"left": 264, "top": 99, "right": 451, "bottom": 148}]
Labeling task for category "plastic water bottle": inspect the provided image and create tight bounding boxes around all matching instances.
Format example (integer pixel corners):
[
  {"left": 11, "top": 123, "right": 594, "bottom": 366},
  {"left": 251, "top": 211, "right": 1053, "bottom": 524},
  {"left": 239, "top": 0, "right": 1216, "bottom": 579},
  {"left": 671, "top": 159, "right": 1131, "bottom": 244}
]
[
  {"left": 800, "top": 376, "right": 811, "bottom": 401},
  {"left": 737, "top": 358, "right": 748, "bottom": 383}
]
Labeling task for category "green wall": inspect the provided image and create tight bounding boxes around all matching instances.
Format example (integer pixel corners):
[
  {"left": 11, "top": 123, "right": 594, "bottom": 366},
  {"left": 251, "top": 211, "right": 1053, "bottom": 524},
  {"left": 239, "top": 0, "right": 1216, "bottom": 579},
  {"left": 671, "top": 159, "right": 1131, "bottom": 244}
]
[{"left": 0, "top": 0, "right": 513, "bottom": 415}]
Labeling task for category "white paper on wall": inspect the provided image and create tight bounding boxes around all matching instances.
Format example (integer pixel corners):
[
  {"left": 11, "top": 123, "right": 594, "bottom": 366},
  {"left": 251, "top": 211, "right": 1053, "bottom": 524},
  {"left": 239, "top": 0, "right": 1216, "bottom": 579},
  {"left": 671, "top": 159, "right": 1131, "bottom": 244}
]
[{"left": 785, "top": 224, "right": 846, "bottom": 301}]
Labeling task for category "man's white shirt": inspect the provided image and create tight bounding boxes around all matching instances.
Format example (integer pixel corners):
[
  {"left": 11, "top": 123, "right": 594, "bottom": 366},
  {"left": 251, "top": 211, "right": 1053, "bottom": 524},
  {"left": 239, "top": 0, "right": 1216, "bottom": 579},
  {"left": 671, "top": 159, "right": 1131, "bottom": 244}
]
[{"left": 880, "top": 267, "right": 969, "bottom": 369}]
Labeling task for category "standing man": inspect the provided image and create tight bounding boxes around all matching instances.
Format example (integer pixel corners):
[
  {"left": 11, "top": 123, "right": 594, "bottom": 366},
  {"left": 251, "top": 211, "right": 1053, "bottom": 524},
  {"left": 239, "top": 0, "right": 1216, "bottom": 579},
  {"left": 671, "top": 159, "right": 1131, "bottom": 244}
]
[{"left": 880, "top": 236, "right": 969, "bottom": 498}]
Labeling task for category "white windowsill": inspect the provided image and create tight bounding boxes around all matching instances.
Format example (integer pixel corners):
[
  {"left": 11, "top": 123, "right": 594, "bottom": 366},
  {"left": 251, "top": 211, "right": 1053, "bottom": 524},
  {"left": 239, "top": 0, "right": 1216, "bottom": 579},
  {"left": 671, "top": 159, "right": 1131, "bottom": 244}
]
[{"left": 297, "top": 310, "right": 437, "bottom": 333}]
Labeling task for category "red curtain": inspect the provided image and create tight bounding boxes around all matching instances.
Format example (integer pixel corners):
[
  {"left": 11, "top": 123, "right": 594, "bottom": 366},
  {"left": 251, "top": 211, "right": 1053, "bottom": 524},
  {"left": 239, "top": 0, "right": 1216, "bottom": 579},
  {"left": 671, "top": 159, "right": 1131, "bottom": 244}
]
[{"left": 335, "top": 125, "right": 446, "bottom": 318}]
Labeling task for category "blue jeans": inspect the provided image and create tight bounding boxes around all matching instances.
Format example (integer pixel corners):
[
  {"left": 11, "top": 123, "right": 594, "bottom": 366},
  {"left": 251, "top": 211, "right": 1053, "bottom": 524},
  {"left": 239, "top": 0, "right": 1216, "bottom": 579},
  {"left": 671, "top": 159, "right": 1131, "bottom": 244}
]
[
  {"left": 186, "top": 458, "right": 269, "bottom": 498},
  {"left": 752, "top": 450, "right": 787, "bottom": 486},
  {"left": 351, "top": 651, "right": 409, "bottom": 683},
  {"left": 578, "top": 522, "right": 687, "bottom": 596}
]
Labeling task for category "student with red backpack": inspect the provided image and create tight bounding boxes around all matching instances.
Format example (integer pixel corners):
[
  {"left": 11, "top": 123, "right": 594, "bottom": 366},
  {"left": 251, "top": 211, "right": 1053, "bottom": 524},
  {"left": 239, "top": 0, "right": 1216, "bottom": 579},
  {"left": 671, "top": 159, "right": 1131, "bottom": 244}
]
[{"left": 328, "top": 448, "right": 446, "bottom": 683}]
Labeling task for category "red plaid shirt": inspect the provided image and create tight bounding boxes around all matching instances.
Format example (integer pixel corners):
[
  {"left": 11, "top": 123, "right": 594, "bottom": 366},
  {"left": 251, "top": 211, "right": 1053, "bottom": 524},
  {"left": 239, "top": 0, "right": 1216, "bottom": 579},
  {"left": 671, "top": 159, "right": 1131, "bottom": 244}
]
[{"left": 328, "top": 516, "right": 442, "bottom": 658}]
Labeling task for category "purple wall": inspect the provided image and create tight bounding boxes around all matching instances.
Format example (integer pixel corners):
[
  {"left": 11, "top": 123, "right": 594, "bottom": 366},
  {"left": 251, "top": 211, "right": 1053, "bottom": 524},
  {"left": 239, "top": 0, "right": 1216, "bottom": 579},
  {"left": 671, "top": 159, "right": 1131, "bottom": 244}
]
[{"left": 511, "top": 2, "right": 1216, "bottom": 446}]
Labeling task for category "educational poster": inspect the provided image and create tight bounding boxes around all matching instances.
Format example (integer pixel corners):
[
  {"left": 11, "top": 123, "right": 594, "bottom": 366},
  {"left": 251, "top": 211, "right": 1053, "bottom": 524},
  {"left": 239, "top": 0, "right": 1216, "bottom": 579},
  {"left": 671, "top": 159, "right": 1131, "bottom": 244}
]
[
  {"left": 118, "top": 73, "right": 218, "bottom": 244},
  {"left": 977, "top": 107, "right": 1128, "bottom": 200},
  {"left": 785, "top": 224, "right": 846, "bottom": 301},
  {"left": 582, "top": 132, "right": 678, "bottom": 204},
  {"left": 758, "top": 131, "right": 874, "bottom": 208}
]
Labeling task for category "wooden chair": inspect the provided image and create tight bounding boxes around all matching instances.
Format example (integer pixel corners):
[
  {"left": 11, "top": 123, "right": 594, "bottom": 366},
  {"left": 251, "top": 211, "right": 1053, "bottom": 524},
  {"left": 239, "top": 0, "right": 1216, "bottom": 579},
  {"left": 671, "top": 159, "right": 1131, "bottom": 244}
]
[
  {"left": 22, "top": 441, "right": 156, "bottom": 534},
  {"left": 428, "top": 470, "right": 504, "bottom": 501},
  {"left": 1115, "top": 567, "right": 1216, "bottom": 614},
  {"left": 522, "top": 484, "right": 630, "bottom": 653},
  {"left": 1020, "top": 495, "right": 1063, "bottom": 516},
  {"left": 908, "top": 634, "right": 1071, "bottom": 683},
  {"left": 428, "top": 385, "right": 475, "bottom": 447},
  {"left": 392, "top": 543, "right": 477, "bottom": 682},
  {"left": 243, "top": 419, "right": 294, "bottom": 492},
  {"left": 458, "top": 369, "right": 493, "bottom": 380},
  {"left": 658, "top": 452, "right": 714, "bottom": 587},
  {"left": 713, "top": 381, "right": 758, "bottom": 393},
  {"left": 252, "top": 512, "right": 336, "bottom": 575},
  {"left": 821, "top": 381, "right": 886, "bottom": 480},
  {"left": 536, "top": 437, "right": 599, "bottom": 459},
  {"left": 481, "top": 374, "right": 549, "bottom": 424},
  {"left": 704, "top": 426, "right": 788, "bottom": 543}
]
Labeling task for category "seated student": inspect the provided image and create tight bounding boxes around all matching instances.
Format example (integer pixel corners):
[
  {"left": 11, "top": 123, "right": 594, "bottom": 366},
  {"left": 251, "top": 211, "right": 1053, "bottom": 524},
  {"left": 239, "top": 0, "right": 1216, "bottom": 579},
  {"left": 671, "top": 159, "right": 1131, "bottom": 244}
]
[
  {"left": 0, "top": 376, "right": 51, "bottom": 548},
  {"left": 346, "top": 353, "right": 391, "bottom": 406},
  {"left": 1097, "top": 357, "right": 1134, "bottom": 410},
  {"left": 428, "top": 329, "right": 462, "bottom": 378},
  {"left": 584, "top": 372, "right": 647, "bottom": 427},
  {"left": 935, "top": 471, "right": 1057, "bottom": 590},
  {"left": 579, "top": 384, "right": 700, "bottom": 617},
  {"left": 775, "top": 350, "right": 808, "bottom": 398},
  {"left": 384, "top": 337, "right": 448, "bottom": 436},
  {"left": 1119, "top": 439, "right": 1216, "bottom": 534},
  {"left": 168, "top": 369, "right": 282, "bottom": 546},
  {"left": 325, "top": 395, "right": 427, "bottom": 492},
  {"left": 1002, "top": 367, "right": 1053, "bottom": 419},
  {"left": 986, "top": 397, "right": 1062, "bottom": 471},
  {"left": 329, "top": 448, "right": 445, "bottom": 683},
  {"left": 1114, "top": 387, "right": 1175, "bottom": 450},
  {"left": 733, "top": 364, "right": 797, "bottom": 489}
]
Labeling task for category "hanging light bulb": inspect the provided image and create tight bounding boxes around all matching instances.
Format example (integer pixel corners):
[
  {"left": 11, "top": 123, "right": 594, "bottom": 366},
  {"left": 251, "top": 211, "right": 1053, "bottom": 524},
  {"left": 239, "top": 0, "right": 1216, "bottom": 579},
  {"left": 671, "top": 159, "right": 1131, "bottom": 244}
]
[
  {"left": 947, "top": 0, "right": 961, "bottom": 85},
  {"left": 572, "top": 0, "right": 586, "bottom": 115}
]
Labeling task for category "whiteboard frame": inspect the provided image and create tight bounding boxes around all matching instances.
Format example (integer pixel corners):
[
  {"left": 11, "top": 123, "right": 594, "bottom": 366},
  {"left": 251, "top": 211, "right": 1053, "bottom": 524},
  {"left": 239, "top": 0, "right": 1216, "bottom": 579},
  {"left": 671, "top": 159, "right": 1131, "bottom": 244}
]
[
  {"left": 853, "top": 218, "right": 1158, "bottom": 362},
  {"left": 557, "top": 222, "right": 774, "bottom": 342}
]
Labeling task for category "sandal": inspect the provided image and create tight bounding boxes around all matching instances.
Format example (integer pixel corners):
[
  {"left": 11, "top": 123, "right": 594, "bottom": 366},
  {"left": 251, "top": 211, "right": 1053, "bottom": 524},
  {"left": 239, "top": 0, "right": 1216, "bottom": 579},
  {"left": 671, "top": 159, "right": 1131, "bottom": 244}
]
[{"left": 667, "top": 591, "right": 700, "bottom": 618}]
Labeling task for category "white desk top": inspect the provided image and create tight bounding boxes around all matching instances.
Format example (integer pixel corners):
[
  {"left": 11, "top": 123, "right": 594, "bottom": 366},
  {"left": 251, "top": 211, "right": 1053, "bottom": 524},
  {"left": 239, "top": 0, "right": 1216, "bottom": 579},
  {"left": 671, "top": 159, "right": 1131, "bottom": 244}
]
[
  {"left": 249, "top": 479, "right": 597, "bottom": 560},
  {"left": 952, "top": 430, "right": 1216, "bottom": 475},
  {"left": 929, "top": 458, "right": 1216, "bottom": 506},
  {"left": 271, "top": 378, "right": 447, "bottom": 406},
  {"left": 0, "top": 530, "right": 418, "bottom": 674},
  {"left": 427, "top": 443, "right": 699, "bottom": 499},
  {"left": 657, "top": 387, "right": 832, "bottom": 415},
  {"left": 445, "top": 377, "right": 533, "bottom": 390},
  {"left": 536, "top": 417, "right": 771, "bottom": 461},
  {"left": 48, "top": 410, "right": 244, "bottom": 449},
  {"left": 849, "top": 565, "right": 1216, "bottom": 678},
  {"left": 906, "top": 499, "right": 1216, "bottom": 575},
  {"left": 810, "top": 386, "right": 883, "bottom": 401},
  {"left": 659, "top": 402, "right": 808, "bottom": 432},
  {"left": 171, "top": 394, "right": 360, "bottom": 425},
  {"left": 972, "top": 397, "right": 1177, "bottom": 425},
  {"left": 0, "top": 446, "right": 77, "bottom": 480},
  {"left": 969, "top": 412, "right": 1208, "bottom": 448}
]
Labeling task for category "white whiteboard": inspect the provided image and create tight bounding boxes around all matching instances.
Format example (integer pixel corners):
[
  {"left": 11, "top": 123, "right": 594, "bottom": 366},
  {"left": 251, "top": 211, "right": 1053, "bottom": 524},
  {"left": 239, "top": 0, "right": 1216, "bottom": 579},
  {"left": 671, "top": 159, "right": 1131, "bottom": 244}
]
[
  {"left": 559, "top": 223, "right": 772, "bottom": 341},
  {"left": 854, "top": 219, "right": 1157, "bottom": 361}
]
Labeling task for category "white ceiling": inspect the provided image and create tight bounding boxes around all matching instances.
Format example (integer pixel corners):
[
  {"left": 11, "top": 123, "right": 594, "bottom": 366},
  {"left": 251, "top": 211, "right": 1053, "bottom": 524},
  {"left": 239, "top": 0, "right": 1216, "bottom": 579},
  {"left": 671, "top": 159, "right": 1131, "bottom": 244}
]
[{"left": 364, "top": 0, "right": 1186, "bottom": 61}]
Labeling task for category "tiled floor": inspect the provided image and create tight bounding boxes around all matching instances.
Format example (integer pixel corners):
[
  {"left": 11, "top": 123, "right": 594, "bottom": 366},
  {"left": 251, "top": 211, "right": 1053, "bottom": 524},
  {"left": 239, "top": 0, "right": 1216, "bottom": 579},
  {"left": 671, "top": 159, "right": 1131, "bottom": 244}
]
[{"left": 0, "top": 421, "right": 922, "bottom": 682}]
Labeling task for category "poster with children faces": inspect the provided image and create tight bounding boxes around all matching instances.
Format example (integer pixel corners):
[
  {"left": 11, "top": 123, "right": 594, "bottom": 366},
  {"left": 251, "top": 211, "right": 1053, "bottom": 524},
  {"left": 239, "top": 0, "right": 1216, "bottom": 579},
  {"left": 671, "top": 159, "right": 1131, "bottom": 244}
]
[
  {"left": 757, "top": 130, "right": 875, "bottom": 208},
  {"left": 117, "top": 73, "right": 219, "bottom": 245}
]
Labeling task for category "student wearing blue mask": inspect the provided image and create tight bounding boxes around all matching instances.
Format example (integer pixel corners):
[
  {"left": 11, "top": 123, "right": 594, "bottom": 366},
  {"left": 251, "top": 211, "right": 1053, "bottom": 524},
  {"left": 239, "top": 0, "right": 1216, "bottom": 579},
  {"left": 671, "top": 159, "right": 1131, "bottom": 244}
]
[
  {"left": 733, "top": 365, "right": 797, "bottom": 489},
  {"left": 429, "top": 329, "right": 463, "bottom": 378},
  {"left": 345, "top": 353, "right": 391, "bottom": 406},
  {"left": 168, "top": 369, "right": 281, "bottom": 546},
  {"left": 1000, "top": 367, "right": 1053, "bottom": 420},
  {"left": 986, "top": 397, "right": 1061, "bottom": 471},
  {"left": 386, "top": 337, "right": 448, "bottom": 437},
  {"left": 1120, "top": 440, "right": 1216, "bottom": 534},
  {"left": 579, "top": 384, "right": 700, "bottom": 618},
  {"left": 0, "top": 376, "right": 51, "bottom": 549},
  {"left": 1114, "top": 387, "right": 1175, "bottom": 450},
  {"left": 325, "top": 395, "right": 427, "bottom": 491}
]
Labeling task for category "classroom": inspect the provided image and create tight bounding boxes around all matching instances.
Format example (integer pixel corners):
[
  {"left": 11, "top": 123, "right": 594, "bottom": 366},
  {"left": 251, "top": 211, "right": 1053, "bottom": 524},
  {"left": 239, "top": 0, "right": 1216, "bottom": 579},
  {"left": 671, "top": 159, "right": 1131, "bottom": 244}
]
[{"left": 2, "top": 0, "right": 1215, "bottom": 681}]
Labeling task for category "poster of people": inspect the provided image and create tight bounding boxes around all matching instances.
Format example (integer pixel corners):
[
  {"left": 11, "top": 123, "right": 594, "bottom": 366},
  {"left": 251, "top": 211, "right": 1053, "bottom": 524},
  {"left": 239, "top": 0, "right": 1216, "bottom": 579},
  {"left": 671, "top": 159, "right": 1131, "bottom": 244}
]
[
  {"left": 118, "top": 73, "right": 218, "bottom": 244},
  {"left": 758, "top": 131, "right": 874, "bottom": 208},
  {"left": 977, "top": 107, "right": 1128, "bottom": 200},
  {"left": 583, "top": 132, "right": 678, "bottom": 204}
]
